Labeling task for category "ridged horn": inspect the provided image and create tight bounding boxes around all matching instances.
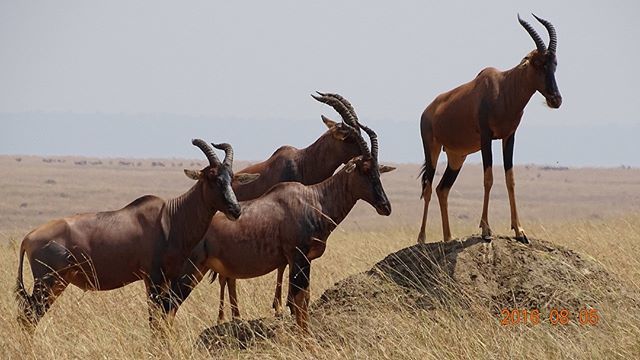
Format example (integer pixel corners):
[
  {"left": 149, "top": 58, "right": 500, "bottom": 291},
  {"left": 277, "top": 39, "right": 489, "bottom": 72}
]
[
  {"left": 212, "top": 143, "right": 234, "bottom": 167},
  {"left": 357, "top": 122, "right": 378, "bottom": 161},
  {"left": 312, "top": 92, "right": 359, "bottom": 131},
  {"left": 343, "top": 122, "right": 372, "bottom": 160},
  {"left": 322, "top": 92, "right": 379, "bottom": 160},
  {"left": 316, "top": 92, "right": 360, "bottom": 131},
  {"left": 192, "top": 138, "right": 220, "bottom": 165},
  {"left": 518, "top": 14, "right": 546, "bottom": 53},
  {"left": 532, "top": 14, "right": 557, "bottom": 54}
]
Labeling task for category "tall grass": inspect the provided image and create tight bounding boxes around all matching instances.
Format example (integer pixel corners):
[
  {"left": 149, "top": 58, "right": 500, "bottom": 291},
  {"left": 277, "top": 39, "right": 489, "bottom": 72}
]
[{"left": 1, "top": 215, "right": 638, "bottom": 359}]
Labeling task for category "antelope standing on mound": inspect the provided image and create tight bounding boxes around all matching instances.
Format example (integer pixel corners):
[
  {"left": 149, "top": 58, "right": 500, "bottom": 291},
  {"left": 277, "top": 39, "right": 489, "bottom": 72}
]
[
  {"left": 215, "top": 92, "right": 370, "bottom": 324},
  {"left": 15, "top": 140, "right": 258, "bottom": 332},
  {"left": 167, "top": 95, "right": 396, "bottom": 334},
  {"left": 417, "top": 14, "right": 562, "bottom": 244}
]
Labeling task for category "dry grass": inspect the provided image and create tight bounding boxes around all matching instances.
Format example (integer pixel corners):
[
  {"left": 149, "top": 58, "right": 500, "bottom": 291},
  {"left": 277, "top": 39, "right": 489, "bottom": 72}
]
[{"left": 0, "top": 156, "right": 639, "bottom": 359}]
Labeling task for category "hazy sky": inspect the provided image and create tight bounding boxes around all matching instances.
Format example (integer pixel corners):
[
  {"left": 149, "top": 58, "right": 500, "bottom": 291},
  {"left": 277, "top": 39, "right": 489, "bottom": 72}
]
[{"left": 1, "top": 1, "right": 638, "bottom": 166}]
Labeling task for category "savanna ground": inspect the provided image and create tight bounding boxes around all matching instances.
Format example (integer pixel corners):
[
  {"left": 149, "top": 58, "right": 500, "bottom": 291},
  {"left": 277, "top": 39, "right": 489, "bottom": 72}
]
[{"left": 0, "top": 155, "right": 639, "bottom": 359}]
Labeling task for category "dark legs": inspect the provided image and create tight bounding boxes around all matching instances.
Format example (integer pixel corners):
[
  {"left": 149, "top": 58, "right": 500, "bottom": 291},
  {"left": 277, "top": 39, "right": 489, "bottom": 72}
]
[
  {"left": 480, "top": 135, "right": 494, "bottom": 239},
  {"left": 479, "top": 132, "right": 527, "bottom": 243},
  {"left": 165, "top": 241, "right": 210, "bottom": 323},
  {"left": 503, "top": 134, "right": 528, "bottom": 243},
  {"left": 17, "top": 255, "right": 69, "bottom": 332},
  {"left": 288, "top": 251, "right": 311, "bottom": 334},
  {"left": 436, "top": 153, "right": 466, "bottom": 241},
  {"left": 145, "top": 273, "right": 171, "bottom": 334},
  {"left": 18, "top": 273, "right": 68, "bottom": 332}
]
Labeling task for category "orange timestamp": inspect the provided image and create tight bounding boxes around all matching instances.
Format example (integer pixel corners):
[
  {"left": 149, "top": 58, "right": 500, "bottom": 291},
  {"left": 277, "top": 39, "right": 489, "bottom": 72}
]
[{"left": 500, "top": 307, "right": 599, "bottom": 326}]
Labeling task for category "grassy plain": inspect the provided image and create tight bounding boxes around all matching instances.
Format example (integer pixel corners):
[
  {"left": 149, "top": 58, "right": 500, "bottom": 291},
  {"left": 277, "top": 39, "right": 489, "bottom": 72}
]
[{"left": 0, "top": 155, "right": 638, "bottom": 359}]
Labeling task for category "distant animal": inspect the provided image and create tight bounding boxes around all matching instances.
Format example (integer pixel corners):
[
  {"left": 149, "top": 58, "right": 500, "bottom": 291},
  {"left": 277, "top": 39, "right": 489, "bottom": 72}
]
[
  {"left": 167, "top": 94, "right": 396, "bottom": 334},
  {"left": 214, "top": 92, "right": 371, "bottom": 323},
  {"left": 417, "top": 14, "right": 561, "bottom": 244},
  {"left": 15, "top": 139, "right": 259, "bottom": 332}
]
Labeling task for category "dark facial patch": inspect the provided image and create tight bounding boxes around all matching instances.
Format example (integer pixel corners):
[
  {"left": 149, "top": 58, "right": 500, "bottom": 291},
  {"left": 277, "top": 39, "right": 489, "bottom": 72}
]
[
  {"left": 217, "top": 170, "right": 234, "bottom": 198},
  {"left": 545, "top": 74, "right": 557, "bottom": 94},
  {"left": 211, "top": 166, "right": 241, "bottom": 217},
  {"left": 544, "top": 56, "right": 559, "bottom": 96}
]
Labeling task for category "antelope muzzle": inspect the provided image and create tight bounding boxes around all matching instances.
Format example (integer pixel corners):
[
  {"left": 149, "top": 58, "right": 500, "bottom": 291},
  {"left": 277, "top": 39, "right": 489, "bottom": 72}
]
[
  {"left": 375, "top": 200, "right": 392, "bottom": 216},
  {"left": 546, "top": 93, "right": 562, "bottom": 109},
  {"left": 225, "top": 203, "right": 242, "bottom": 221}
]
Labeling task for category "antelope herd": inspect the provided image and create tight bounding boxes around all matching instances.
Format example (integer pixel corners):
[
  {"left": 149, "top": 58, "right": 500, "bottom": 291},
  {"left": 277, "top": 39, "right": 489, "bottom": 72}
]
[{"left": 14, "top": 15, "right": 561, "bottom": 339}]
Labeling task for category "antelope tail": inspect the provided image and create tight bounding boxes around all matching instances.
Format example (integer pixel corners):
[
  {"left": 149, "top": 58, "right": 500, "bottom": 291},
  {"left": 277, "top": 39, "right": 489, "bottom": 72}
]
[
  {"left": 419, "top": 160, "right": 429, "bottom": 198},
  {"left": 15, "top": 244, "right": 33, "bottom": 322}
]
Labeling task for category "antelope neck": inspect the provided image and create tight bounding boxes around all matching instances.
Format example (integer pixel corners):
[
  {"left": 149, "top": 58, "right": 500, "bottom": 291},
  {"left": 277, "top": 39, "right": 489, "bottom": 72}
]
[
  {"left": 166, "top": 180, "right": 218, "bottom": 251},
  {"left": 498, "top": 64, "right": 537, "bottom": 116},
  {"left": 310, "top": 169, "right": 359, "bottom": 229},
  {"left": 298, "top": 133, "right": 349, "bottom": 184}
]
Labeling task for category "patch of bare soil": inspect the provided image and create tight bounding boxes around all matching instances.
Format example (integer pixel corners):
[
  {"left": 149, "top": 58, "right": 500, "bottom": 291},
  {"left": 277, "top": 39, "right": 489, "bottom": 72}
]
[{"left": 196, "top": 236, "right": 634, "bottom": 351}]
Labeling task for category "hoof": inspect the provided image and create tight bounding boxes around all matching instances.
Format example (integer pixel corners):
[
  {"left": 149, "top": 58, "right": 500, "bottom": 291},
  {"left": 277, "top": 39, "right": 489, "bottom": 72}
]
[
  {"left": 516, "top": 235, "right": 529, "bottom": 244},
  {"left": 482, "top": 235, "right": 493, "bottom": 243}
]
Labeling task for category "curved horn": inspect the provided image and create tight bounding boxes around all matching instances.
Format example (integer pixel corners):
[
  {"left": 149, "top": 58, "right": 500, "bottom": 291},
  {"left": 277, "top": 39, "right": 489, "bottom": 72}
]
[
  {"left": 532, "top": 14, "right": 557, "bottom": 54},
  {"left": 212, "top": 143, "right": 234, "bottom": 167},
  {"left": 313, "top": 92, "right": 380, "bottom": 159},
  {"left": 321, "top": 92, "right": 378, "bottom": 159},
  {"left": 316, "top": 92, "right": 359, "bottom": 129},
  {"left": 342, "top": 122, "right": 372, "bottom": 160},
  {"left": 357, "top": 122, "right": 378, "bottom": 161},
  {"left": 312, "top": 92, "right": 359, "bottom": 131},
  {"left": 518, "top": 14, "right": 546, "bottom": 53},
  {"left": 192, "top": 138, "right": 220, "bottom": 165}
]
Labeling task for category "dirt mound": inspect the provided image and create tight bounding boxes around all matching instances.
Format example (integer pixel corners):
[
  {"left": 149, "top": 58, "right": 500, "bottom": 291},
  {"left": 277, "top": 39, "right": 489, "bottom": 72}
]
[
  {"left": 196, "top": 236, "right": 631, "bottom": 351},
  {"left": 315, "top": 236, "right": 626, "bottom": 316}
]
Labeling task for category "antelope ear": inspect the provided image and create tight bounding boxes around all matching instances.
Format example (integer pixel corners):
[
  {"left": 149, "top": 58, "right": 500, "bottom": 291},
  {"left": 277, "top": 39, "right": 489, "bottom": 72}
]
[
  {"left": 329, "top": 123, "right": 352, "bottom": 141},
  {"left": 321, "top": 115, "right": 338, "bottom": 129},
  {"left": 379, "top": 165, "right": 396, "bottom": 173},
  {"left": 234, "top": 173, "right": 260, "bottom": 185},
  {"left": 184, "top": 169, "right": 202, "bottom": 180},
  {"left": 344, "top": 161, "right": 357, "bottom": 173}
]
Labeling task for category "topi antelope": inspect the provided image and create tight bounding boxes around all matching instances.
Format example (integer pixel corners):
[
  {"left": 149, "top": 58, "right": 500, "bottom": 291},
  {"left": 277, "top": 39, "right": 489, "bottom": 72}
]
[
  {"left": 215, "top": 92, "right": 372, "bottom": 324},
  {"left": 15, "top": 139, "right": 259, "bottom": 332},
  {"left": 417, "top": 14, "right": 562, "bottom": 244},
  {"left": 167, "top": 96, "right": 396, "bottom": 334},
  {"left": 231, "top": 93, "right": 365, "bottom": 202}
]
